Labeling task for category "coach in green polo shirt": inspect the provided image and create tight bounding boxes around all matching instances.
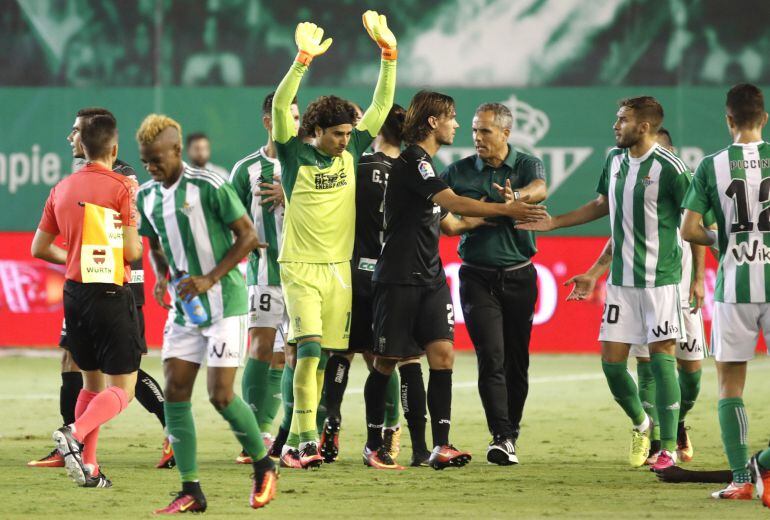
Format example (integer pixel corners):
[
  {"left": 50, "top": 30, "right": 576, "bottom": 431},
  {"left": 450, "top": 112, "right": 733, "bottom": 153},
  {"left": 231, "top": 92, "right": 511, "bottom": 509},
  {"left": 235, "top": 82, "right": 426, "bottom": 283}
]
[{"left": 441, "top": 102, "right": 546, "bottom": 466}]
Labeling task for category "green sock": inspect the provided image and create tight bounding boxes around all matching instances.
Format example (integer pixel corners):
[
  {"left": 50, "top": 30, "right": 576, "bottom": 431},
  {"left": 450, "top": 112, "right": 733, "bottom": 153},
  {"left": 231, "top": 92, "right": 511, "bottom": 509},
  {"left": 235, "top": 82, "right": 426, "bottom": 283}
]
[
  {"left": 718, "top": 397, "right": 751, "bottom": 482},
  {"left": 295, "top": 342, "right": 321, "bottom": 443},
  {"left": 242, "top": 358, "right": 270, "bottom": 421},
  {"left": 218, "top": 395, "right": 266, "bottom": 460},
  {"left": 165, "top": 401, "right": 198, "bottom": 482},
  {"left": 677, "top": 367, "right": 701, "bottom": 422},
  {"left": 651, "top": 353, "right": 680, "bottom": 452},
  {"left": 636, "top": 361, "right": 660, "bottom": 441},
  {"left": 315, "top": 351, "right": 328, "bottom": 433},
  {"left": 384, "top": 371, "right": 400, "bottom": 428},
  {"left": 280, "top": 365, "right": 295, "bottom": 431},
  {"left": 758, "top": 447, "right": 770, "bottom": 470},
  {"left": 258, "top": 367, "right": 283, "bottom": 433},
  {"left": 602, "top": 361, "right": 645, "bottom": 425}
]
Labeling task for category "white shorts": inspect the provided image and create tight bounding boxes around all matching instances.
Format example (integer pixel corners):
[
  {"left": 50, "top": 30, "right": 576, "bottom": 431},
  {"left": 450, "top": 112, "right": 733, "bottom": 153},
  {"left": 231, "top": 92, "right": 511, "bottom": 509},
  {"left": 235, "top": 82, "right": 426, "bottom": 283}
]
[
  {"left": 599, "top": 284, "right": 686, "bottom": 345},
  {"left": 629, "top": 306, "right": 706, "bottom": 360},
  {"left": 248, "top": 285, "right": 287, "bottom": 352},
  {"left": 711, "top": 302, "right": 770, "bottom": 362},
  {"left": 162, "top": 314, "right": 247, "bottom": 367}
]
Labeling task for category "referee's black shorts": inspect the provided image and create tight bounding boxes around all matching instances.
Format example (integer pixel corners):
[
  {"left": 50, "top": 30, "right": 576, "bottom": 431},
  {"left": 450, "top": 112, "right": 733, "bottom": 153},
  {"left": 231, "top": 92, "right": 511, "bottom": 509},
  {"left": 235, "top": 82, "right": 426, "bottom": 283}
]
[
  {"left": 62, "top": 280, "right": 143, "bottom": 375},
  {"left": 372, "top": 279, "right": 454, "bottom": 359},
  {"left": 60, "top": 306, "right": 147, "bottom": 353}
]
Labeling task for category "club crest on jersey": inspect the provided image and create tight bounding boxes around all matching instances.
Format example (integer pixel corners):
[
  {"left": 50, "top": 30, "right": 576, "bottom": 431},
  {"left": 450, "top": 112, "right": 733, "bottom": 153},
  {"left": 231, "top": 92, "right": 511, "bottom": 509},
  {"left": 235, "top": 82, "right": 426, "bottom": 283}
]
[
  {"left": 418, "top": 160, "right": 435, "bottom": 179},
  {"left": 642, "top": 175, "right": 654, "bottom": 186},
  {"left": 179, "top": 201, "right": 194, "bottom": 216}
]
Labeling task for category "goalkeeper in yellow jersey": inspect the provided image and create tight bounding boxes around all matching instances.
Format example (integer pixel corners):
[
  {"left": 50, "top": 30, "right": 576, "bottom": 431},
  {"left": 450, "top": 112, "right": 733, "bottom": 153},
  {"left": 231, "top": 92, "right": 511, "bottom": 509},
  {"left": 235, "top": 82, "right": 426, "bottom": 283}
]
[{"left": 272, "top": 11, "right": 397, "bottom": 469}]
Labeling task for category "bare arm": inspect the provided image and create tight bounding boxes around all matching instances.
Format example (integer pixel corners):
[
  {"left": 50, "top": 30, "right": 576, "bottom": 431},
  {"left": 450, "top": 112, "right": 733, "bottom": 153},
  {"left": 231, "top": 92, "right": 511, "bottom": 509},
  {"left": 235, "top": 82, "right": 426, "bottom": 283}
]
[
  {"left": 517, "top": 178, "right": 547, "bottom": 204},
  {"left": 564, "top": 238, "right": 612, "bottom": 300},
  {"left": 432, "top": 185, "right": 547, "bottom": 222},
  {"left": 517, "top": 194, "right": 609, "bottom": 232},
  {"left": 147, "top": 236, "right": 172, "bottom": 310},
  {"left": 176, "top": 215, "right": 265, "bottom": 300},
  {"left": 689, "top": 235, "right": 707, "bottom": 313},
  {"left": 123, "top": 225, "right": 143, "bottom": 262},
  {"left": 440, "top": 212, "right": 495, "bottom": 236},
  {"left": 31, "top": 229, "right": 67, "bottom": 264},
  {"left": 680, "top": 209, "right": 716, "bottom": 246}
]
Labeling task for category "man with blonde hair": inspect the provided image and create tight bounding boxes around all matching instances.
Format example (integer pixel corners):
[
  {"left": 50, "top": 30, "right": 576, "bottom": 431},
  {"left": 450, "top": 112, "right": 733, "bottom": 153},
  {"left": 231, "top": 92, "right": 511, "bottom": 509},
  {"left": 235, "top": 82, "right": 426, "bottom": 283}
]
[{"left": 135, "top": 114, "right": 277, "bottom": 513}]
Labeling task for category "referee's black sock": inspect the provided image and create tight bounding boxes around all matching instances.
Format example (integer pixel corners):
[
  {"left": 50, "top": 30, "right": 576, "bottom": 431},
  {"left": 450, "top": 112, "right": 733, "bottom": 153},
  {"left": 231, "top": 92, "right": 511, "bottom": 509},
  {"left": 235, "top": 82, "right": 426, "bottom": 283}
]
[
  {"left": 60, "top": 371, "right": 83, "bottom": 425},
  {"left": 427, "top": 369, "right": 453, "bottom": 448},
  {"left": 364, "top": 369, "right": 390, "bottom": 450},
  {"left": 399, "top": 363, "right": 428, "bottom": 455},
  {"left": 323, "top": 354, "right": 350, "bottom": 422},
  {"left": 135, "top": 368, "right": 166, "bottom": 427}
]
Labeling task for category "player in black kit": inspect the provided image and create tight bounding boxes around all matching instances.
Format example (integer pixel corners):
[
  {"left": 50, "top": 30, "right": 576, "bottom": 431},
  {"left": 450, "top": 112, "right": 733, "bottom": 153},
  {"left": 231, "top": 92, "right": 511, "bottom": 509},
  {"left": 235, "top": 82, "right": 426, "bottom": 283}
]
[
  {"left": 362, "top": 91, "right": 547, "bottom": 470},
  {"left": 27, "top": 107, "right": 173, "bottom": 470},
  {"left": 320, "top": 105, "right": 407, "bottom": 464}
]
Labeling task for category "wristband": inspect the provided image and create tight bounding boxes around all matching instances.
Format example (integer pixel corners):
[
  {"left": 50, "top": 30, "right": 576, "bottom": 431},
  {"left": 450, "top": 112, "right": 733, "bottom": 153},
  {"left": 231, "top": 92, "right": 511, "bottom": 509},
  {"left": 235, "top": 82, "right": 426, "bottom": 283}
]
[
  {"left": 295, "top": 51, "right": 313, "bottom": 66},
  {"left": 381, "top": 48, "right": 398, "bottom": 60}
]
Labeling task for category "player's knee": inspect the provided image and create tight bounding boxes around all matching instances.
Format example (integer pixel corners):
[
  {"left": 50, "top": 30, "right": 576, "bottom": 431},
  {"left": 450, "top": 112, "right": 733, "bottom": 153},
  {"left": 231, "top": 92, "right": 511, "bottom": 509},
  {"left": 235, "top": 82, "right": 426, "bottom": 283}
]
[
  {"left": 427, "top": 345, "right": 454, "bottom": 369},
  {"left": 208, "top": 389, "right": 234, "bottom": 410},
  {"left": 61, "top": 350, "right": 79, "bottom": 372}
]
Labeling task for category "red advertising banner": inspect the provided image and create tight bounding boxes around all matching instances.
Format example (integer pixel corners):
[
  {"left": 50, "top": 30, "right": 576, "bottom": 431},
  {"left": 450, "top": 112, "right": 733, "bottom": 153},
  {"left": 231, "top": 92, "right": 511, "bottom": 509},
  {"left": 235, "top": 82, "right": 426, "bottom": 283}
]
[{"left": 0, "top": 232, "right": 719, "bottom": 352}]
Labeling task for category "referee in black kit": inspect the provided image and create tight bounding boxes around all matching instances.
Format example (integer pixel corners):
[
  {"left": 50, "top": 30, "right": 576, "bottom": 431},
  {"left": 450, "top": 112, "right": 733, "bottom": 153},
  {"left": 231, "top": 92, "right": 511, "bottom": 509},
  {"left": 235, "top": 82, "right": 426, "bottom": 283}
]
[
  {"left": 441, "top": 102, "right": 547, "bottom": 465},
  {"left": 362, "top": 91, "right": 546, "bottom": 470}
]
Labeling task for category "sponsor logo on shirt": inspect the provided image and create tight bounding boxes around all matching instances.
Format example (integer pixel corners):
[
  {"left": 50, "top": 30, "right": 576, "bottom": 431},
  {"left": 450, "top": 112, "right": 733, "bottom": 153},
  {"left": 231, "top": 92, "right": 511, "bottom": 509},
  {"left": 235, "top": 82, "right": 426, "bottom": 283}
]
[
  {"left": 418, "top": 160, "right": 435, "bottom": 179},
  {"left": 651, "top": 321, "right": 679, "bottom": 338},
  {"left": 314, "top": 170, "right": 348, "bottom": 190},
  {"left": 731, "top": 239, "right": 770, "bottom": 264}
]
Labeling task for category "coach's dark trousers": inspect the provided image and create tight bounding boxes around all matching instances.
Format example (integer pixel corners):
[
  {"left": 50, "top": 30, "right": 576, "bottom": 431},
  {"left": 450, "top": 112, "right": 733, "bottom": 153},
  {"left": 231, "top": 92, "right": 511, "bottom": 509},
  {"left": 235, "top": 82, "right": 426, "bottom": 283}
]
[{"left": 459, "top": 262, "right": 538, "bottom": 440}]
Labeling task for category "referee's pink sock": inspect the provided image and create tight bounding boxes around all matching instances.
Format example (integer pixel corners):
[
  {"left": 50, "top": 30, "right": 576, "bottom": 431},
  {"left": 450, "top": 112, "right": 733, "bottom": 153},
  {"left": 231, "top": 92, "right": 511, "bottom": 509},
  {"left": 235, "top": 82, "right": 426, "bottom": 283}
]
[
  {"left": 71, "top": 387, "right": 129, "bottom": 445},
  {"left": 74, "top": 389, "right": 101, "bottom": 474}
]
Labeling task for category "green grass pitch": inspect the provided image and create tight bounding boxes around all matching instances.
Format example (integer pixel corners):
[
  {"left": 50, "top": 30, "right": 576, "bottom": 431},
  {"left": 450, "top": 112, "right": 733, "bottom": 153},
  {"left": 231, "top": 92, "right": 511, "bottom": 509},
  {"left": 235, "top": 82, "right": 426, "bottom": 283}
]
[{"left": 3, "top": 352, "right": 770, "bottom": 518}]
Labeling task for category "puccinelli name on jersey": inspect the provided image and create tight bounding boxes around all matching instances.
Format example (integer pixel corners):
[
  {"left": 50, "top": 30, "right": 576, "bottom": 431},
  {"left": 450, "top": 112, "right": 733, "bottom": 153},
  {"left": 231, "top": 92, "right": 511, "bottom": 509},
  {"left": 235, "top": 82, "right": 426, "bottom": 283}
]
[
  {"left": 731, "top": 239, "right": 770, "bottom": 264},
  {"left": 730, "top": 158, "right": 770, "bottom": 170}
]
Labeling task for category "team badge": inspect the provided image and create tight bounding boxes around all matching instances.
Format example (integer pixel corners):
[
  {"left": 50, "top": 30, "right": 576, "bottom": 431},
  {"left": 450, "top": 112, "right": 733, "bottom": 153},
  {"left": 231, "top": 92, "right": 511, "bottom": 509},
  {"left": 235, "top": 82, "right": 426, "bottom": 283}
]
[{"left": 418, "top": 160, "right": 435, "bottom": 179}]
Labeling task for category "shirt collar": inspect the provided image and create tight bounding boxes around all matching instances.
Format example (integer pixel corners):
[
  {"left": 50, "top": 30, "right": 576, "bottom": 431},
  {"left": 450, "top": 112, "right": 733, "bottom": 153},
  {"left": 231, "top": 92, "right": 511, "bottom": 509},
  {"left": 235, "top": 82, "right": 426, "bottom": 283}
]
[
  {"left": 474, "top": 145, "right": 517, "bottom": 171},
  {"left": 627, "top": 142, "right": 658, "bottom": 164}
]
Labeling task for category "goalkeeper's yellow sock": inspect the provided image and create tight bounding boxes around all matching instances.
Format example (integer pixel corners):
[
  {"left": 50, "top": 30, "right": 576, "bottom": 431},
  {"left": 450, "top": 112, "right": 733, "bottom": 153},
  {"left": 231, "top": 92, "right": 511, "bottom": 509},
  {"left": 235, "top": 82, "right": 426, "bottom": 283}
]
[{"left": 294, "top": 342, "right": 321, "bottom": 443}]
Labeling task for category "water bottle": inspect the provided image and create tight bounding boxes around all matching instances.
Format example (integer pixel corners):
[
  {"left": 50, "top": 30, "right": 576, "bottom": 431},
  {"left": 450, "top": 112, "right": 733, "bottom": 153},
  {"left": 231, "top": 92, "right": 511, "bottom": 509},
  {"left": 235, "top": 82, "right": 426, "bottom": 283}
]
[{"left": 172, "top": 273, "right": 209, "bottom": 325}]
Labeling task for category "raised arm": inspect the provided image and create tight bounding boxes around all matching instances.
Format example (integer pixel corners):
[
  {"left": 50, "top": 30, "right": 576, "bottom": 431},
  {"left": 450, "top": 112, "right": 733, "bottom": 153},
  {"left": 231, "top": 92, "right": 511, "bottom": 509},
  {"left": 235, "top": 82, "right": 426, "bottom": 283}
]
[
  {"left": 357, "top": 11, "right": 398, "bottom": 137},
  {"left": 517, "top": 195, "right": 609, "bottom": 232},
  {"left": 272, "top": 22, "right": 333, "bottom": 144}
]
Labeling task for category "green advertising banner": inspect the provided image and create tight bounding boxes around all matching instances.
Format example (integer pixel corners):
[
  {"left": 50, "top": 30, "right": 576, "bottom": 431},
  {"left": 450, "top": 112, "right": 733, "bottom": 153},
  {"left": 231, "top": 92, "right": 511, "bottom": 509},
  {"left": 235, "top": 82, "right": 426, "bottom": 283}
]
[{"left": 0, "top": 86, "right": 750, "bottom": 233}]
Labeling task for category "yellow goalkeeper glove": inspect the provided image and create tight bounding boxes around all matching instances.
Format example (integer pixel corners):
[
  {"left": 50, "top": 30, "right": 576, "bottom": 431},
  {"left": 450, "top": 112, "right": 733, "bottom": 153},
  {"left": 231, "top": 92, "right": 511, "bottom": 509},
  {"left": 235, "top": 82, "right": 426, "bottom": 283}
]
[
  {"left": 362, "top": 10, "right": 397, "bottom": 60},
  {"left": 294, "top": 22, "right": 332, "bottom": 66}
]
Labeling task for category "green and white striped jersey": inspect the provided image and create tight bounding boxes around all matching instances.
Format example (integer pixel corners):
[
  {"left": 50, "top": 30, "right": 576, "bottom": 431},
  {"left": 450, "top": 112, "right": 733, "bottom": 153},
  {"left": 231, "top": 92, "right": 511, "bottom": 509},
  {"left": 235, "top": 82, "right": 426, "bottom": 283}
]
[
  {"left": 683, "top": 141, "right": 770, "bottom": 303},
  {"left": 137, "top": 163, "right": 249, "bottom": 327},
  {"left": 229, "top": 146, "right": 283, "bottom": 287},
  {"left": 596, "top": 143, "right": 692, "bottom": 288}
]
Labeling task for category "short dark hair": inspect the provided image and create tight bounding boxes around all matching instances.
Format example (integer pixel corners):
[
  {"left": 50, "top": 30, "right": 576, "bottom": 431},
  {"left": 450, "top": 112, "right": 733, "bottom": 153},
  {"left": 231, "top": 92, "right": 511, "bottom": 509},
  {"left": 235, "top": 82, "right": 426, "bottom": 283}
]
[
  {"left": 656, "top": 127, "right": 673, "bottom": 147},
  {"left": 726, "top": 83, "right": 765, "bottom": 128},
  {"left": 262, "top": 92, "right": 298, "bottom": 117},
  {"left": 301, "top": 95, "right": 357, "bottom": 135},
  {"left": 80, "top": 115, "right": 117, "bottom": 159},
  {"left": 618, "top": 96, "right": 664, "bottom": 133},
  {"left": 186, "top": 132, "right": 208, "bottom": 147},
  {"left": 76, "top": 107, "right": 115, "bottom": 121},
  {"left": 380, "top": 104, "right": 406, "bottom": 147},
  {"left": 403, "top": 90, "right": 455, "bottom": 144}
]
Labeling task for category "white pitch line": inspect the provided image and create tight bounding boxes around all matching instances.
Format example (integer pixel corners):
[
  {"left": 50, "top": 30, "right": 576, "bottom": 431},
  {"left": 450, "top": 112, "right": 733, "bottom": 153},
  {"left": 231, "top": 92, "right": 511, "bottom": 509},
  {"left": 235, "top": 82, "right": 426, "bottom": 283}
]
[{"left": 3, "top": 360, "right": 769, "bottom": 400}]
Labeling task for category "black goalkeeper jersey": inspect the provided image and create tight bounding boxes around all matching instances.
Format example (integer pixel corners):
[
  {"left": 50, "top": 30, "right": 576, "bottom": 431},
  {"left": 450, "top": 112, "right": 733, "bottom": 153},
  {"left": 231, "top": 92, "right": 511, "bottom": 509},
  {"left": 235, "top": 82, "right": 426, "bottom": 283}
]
[
  {"left": 353, "top": 151, "right": 391, "bottom": 264},
  {"left": 373, "top": 144, "right": 449, "bottom": 286},
  {"left": 75, "top": 157, "right": 145, "bottom": 305}
]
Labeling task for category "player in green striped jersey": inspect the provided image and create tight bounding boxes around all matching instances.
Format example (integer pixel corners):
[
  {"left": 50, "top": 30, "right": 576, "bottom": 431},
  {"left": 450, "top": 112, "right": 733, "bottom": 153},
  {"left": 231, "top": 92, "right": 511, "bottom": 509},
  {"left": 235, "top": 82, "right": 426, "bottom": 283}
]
[
  {"left": 229, "top": 92, "right": 300, "bottom": 465},
  {"left": 271, "top": 13, "right": 397, "bottom": 468},
  {"left": 682, "top": 83, "right": 770, "bottom": 502},
  {"left": 520, "top": 97, "right": 705, "bottom": 470},
  {"left": 565, "top": 128, "right": 710, "bottom": 466},
  {"left": 135, "top": 114, "right": 277, "bottom": 512}
]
